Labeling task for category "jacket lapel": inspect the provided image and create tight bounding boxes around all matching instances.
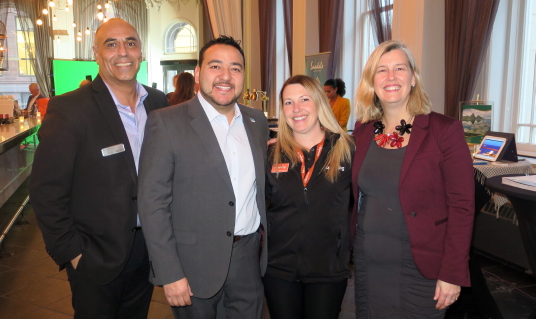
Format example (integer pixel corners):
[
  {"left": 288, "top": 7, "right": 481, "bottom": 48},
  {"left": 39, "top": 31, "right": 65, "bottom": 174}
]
[
  {"left": 188, "top": 97, "right": 234, "bottom": 193},
  {"left": 399, "top": 113, "right": 429, "bottom": 183},
  {"left": 92, "top": 75, "right": 138, "bottom": 184}
]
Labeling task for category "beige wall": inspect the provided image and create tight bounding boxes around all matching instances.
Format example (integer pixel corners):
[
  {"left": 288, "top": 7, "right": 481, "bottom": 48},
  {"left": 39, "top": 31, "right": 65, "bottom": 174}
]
[
  {"left": 146, "top": 1, "right": 200, "bottom": 90},
  {"left": 392, "top": 0, "right": 445, "bottom": 114}
]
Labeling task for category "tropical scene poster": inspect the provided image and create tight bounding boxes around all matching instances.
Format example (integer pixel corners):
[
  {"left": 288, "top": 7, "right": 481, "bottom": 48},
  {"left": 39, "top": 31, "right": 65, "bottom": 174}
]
[{"left": 460, "top": 103, "right": 492, "bottom": 144}]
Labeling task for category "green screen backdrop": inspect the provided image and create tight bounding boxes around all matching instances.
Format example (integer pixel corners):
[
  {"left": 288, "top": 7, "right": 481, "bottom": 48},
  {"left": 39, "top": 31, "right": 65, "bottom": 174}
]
[{"left": 52, "top": 60, "right": 149, "bottom": 96}]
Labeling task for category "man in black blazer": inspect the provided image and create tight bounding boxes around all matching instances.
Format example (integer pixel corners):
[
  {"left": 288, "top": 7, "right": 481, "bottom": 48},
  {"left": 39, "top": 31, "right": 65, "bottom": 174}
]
[
  {"left": 26, "top": 83, "right": 44, "bottom": 115},
  {"left": 138, "top": 36, "right": 268, "bottom": 318},
  {"left": 30, "top": 18, "right": 168, "bottom": 319}
]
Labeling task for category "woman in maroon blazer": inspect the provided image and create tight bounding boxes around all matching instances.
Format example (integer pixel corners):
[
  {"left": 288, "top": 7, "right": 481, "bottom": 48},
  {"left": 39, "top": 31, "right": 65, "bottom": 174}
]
[{"left": 351, "top": 40, "right": 474, "bottom": 318}]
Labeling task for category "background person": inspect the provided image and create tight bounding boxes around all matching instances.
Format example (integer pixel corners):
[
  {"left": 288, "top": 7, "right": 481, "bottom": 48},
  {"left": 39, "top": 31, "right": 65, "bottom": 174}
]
[
  {"left": 323, "top": 78, "right": 350, "bottom": 132},
  {"left": 29, "top": 18, "right": 168, "bottom": 319},
  {"left": 351, "top": 40, "right": 474, "bottom": 318},
  {"left": 264, "top": 75, "right": 354, "bottom": 319},
  {"left": 166, "top": 74, "right": 180, "bottom": 101},
  {"left": 167, "top": 72, "right": 195, "bottom": 106},
  {"left": 350, "top": 41, "right": 474, "bottom": 318},
  {"left": 26, "top": 83, "right": 44, "bottom": 115}
]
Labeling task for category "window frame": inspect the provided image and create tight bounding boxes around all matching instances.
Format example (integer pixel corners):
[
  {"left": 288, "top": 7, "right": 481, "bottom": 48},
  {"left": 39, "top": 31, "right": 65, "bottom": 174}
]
[{"left": 163, "top": 19, "right": 198, "bottom": 55}]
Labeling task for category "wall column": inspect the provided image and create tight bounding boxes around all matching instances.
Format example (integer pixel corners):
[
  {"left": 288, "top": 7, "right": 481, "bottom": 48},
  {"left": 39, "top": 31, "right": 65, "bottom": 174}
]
[{"left": 392, "top": 0, "right": 445, "bottom": 114}]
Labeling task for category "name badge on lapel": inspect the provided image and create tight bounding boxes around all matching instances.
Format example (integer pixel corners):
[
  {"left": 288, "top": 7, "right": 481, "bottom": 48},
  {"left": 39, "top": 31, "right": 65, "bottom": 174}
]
[
  {"left": 101, "top": 144, "right": 125, "bottom": 157},
  {"left": 271, "top": 163, "right": 289, "bottom": 173}
]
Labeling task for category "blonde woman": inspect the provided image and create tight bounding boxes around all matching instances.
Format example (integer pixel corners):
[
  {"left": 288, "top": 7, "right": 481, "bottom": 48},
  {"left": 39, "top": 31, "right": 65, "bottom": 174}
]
[
  {"left": 351, "top": 40, "right": 474, "bottom": 318},
  {"left": 264, "top": 75, "right": 354, "bottom": 319}
]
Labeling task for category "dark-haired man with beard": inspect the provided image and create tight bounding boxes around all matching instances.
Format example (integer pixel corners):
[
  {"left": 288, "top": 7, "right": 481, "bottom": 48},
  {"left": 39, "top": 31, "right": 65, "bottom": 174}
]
[{"left": 138, "top": 36, "right": 269, "bottom": 319}]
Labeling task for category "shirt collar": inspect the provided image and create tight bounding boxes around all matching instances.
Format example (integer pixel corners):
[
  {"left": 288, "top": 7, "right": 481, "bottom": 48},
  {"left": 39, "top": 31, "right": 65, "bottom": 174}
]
[
  {"left": 103, "top": 80, "right": 148, "bottom": 109},
  {"left": 197, "top": 92, "right": 241, "bottom": 122}
]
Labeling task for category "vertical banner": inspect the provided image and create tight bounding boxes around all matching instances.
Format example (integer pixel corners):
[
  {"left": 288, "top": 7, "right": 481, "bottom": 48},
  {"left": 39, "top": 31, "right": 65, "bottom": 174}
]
[{"left": 305, "top": 52, "right": 330, "bottom": 85}]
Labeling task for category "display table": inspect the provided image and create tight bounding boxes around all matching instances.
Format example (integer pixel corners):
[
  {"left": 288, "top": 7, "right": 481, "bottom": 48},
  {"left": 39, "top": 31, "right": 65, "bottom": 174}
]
[
  {"left": 0, "top": 118, "right": 40, "bottom": 246},
  {"left": 474, "top": 161, "right": 533, "bottom": 213},
  {"left": 486, "top": 175, "right": 536, "bottom": 275},
  {"left": 472, "top": 161, "right": 534, "bottom": 271}
]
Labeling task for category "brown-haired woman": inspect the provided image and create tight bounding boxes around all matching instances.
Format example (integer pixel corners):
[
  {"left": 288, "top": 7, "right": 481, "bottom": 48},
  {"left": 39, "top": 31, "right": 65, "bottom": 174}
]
[{"left": 168, "top": 72, "right": 195, "bottom": 106}]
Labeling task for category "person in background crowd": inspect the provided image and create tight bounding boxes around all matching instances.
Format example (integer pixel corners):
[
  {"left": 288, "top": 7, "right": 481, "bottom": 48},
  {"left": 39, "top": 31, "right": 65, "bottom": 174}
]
[
  {"left": 166, "top": 74, "right": 180, "bottom": 101},
  {"left": 324, "top": 78, "right": 350, "bottom": 132},
  {"left": 30, "top": 18, "right": 168, "bottom": 319},
  {"left": 263, "top": 75, "right": 354, "bottom": 319},
  {"left": 138, "top": 35, "right": 269, "bottom": 319},
  {"left": 351, "top": 40, "right": 474, "bottom": 318},
  {"left": 167, "top": 72, "right": 195, "bottom": 106},
  {"left": 26, "top": 83, "right": 44, "bottom": 115}
]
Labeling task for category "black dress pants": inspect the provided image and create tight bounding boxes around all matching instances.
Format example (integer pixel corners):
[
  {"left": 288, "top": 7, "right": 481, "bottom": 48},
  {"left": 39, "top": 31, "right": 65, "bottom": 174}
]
[
  {"left": 263, "top": 273, "right": 347, "bottom": 319},
  {"left": 65, "top": 229, "right": 154, "bottom": 319}
]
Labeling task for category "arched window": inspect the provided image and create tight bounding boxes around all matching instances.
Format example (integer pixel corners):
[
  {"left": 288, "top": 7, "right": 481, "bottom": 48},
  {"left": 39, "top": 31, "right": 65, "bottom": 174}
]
[{"left": 165, "top": 20, "right": 197, "bottom": 54}]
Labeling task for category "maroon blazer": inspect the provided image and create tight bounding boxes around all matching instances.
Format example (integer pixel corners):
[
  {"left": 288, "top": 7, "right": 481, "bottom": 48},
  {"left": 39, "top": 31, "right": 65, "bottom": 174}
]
[{"left": 351, "top": 112, "right": 474, "bottom": 287}]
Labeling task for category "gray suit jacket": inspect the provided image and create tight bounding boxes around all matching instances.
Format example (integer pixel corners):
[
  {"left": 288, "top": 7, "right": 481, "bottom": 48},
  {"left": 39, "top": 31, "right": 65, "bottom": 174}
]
[{"left": 138, "top": 96, "right": 269, "bottom": 298}]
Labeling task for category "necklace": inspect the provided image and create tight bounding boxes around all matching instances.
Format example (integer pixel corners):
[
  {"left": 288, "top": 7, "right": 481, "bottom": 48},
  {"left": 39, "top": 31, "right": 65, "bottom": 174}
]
[{"left": 373, "top": 118, "right": 413, "bottom": 149}]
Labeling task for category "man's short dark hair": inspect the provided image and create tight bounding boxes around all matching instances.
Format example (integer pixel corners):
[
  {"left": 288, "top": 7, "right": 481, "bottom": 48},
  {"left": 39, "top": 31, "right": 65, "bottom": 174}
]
[{"left": 198, "top": 35, "right": 245, "bottom": 67}]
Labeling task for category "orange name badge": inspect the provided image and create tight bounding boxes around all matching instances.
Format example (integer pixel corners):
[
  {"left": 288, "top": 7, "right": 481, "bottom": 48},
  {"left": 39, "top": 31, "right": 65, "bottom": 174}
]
[{"left": 271, "top": 163, "right": 290, "bottom": 173}]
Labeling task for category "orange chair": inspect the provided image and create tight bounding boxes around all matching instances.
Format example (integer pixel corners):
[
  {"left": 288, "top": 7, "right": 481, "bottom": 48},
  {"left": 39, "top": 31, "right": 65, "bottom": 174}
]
[{"left": 36, "top": 98, "right": 50, "bottom": 118}]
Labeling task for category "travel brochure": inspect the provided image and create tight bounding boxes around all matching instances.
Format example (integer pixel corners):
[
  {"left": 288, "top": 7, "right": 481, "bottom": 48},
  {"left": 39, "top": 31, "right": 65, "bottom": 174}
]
[{"left": 502, "top": 175, "right": 536, "bottom": 192}]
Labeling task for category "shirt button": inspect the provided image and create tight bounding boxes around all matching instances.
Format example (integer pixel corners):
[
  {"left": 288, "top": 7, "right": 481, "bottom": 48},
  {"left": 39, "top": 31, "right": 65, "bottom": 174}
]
[
  {"left": 229, "top": 201, "right": 234, "bottom": 206},
  {"left": 227, "top": 231, "right": 232, "bottom": 236},
  {"left": 410, "top": 211, "right": 417, "bottom": 217},
  {"left": 233, "top": 152, "right": 236, "bottom": 155},
  {"left": 132, "top": 196, "right": 137, "bottom": 201}
]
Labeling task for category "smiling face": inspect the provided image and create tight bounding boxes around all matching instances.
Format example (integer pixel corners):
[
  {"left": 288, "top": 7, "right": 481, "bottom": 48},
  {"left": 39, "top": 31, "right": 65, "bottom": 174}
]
[
  {"left": 93, "top": 19, "right": 142, "bottom": 87},
  {"left": 373, "top": 49, "right": 415, "bottom": 110},
  {"left": 195, "top": 44, "right": 244, "bottom": 110},
  {"left": 323, "top": 85, "right": 338, "bottom": 100},
  {"left": 282, "top": 84, "right": 322, "bottom": 137}
]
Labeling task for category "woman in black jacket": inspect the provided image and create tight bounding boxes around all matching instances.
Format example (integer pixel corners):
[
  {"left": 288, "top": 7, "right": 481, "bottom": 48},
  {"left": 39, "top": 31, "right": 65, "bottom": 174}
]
[{"left": 264, "top": 75, "right": 354, "bottom": 319}]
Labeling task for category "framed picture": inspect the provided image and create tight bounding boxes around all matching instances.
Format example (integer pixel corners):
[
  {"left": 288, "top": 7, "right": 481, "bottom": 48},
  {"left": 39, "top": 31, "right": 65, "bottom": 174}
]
[{"left": 460, "top": 102, "right": 493, "bottom": 144}]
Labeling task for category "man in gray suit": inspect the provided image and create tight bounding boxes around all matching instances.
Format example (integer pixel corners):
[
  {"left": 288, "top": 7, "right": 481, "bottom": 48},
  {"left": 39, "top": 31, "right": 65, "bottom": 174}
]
[{"left": 138, "top": 36, "right": 268, "bottom": 319}]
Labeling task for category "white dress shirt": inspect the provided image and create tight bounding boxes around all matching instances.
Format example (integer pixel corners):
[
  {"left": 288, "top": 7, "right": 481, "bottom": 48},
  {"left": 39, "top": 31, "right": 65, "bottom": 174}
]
[{"left": 198, "top": 92, "right": 260, "bottom": 235}]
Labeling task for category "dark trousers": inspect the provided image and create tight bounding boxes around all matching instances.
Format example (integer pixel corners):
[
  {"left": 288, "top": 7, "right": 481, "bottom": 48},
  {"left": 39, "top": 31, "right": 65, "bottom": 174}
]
[
  {"left": 263, "top": 273, "right": 347, "bottom": 319},
  {"left": 65, "top": 229, "right": 154, "bottom": 319},
  {"left": 172, "top": 232, "right": 264, "bottom": 319}
]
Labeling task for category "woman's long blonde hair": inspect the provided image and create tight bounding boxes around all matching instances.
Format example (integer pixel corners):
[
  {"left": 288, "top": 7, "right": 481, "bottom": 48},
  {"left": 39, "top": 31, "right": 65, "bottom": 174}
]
[
  {"left": 355, "top": 40, "right": 432, "bottom": 123},
  {"left": 272, "top": 75, "right": 354, "bottom": 182}
]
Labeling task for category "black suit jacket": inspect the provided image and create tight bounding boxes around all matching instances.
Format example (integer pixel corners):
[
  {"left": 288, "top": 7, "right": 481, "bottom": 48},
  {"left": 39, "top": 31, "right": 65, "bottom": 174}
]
[
  {"left": 30, "top": 75, "right": 168, "bottom": 285},
  {"left": 26, "top": 93, "right": 45, "bottom": 115}
]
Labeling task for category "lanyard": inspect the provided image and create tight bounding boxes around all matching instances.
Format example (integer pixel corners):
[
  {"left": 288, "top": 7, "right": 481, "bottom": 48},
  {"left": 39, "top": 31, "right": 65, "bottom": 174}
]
[{"left": 296, "top": 139, "right": 325, "bottom": 188}]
